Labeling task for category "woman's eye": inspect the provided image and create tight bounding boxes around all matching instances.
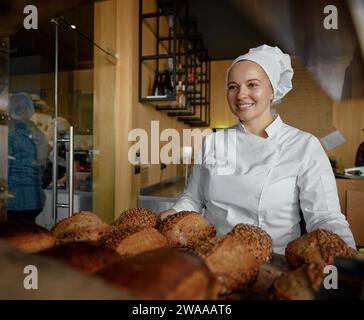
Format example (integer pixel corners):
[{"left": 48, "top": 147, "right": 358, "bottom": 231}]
[
  {"left": 228, "top": 84, "right": 238, "bottom": 91},
  {"left": 248, "top": 83, "right": 258, "bottom": 88}
]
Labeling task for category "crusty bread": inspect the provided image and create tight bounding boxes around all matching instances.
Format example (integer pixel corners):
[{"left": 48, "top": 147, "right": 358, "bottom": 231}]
[
  {"left": 228, "top": 223, "right": 273, "bottom": 264},
  {"left": 285, "top": 229, "right": 357, "bottom": 269},
  {"left": 158, "top": 211, "right": 216, "bottom": 248},
  {"left": 51, "top": 211, "right": 110, "bottom": 245},
  {"left": 41, "top": 241, "right": 122, "bottom": 273},
  {"left": 96, "top": 247, "right": 218, "bottom": 299},
  {"left": 113, "top": 208, "right": 157, "bottom": 229},
  {"left": 0, "top": 220, "right": 55, "bottom": 253},
  {"left": 269, "top": 264, "right": 323, "bottom": 300},
  {"left": 194, "top": 235, "right": 259, "bottom": 295},
  {"left": 100, "top": 226, "right": 168, "bottom": 256}
]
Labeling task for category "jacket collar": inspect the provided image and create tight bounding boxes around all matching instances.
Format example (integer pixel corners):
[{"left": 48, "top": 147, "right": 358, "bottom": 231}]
[{"left": 238, "top": 115, "right": 283, "bottom": 138}]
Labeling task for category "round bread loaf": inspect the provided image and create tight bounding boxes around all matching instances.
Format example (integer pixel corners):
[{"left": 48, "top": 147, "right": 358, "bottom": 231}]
[
  {"left": 285, "top": 229, "right": 357, "bottom": 269},
  {"left": 51, "top": 211, "right": 110, "bottom": 245},
  {"left": 269, "top": 264, "right": 323, "bottom": 300},
  {"left": 100, "top": 226, "right": 168, "bottom": 256},
  {"left": 228, "top": 223, "right": 273, "bottom": 264},
  {"left": 113, "top": 208, "right": 157, "bottom": 229},
  {"left": 158, "top": 211, "right": 216, "bottom": 248},
  {"left": 41, "top": 241, "right": 122, "bottom": 273},
  {"left": 194, "top": 235, "right": 259, "bottom": 295},
  {"left": 0, "top": 220, "right": 55, "bottom": 253},
  {"left": 96, "top": 247, "right": 219, "bottom": 299}
]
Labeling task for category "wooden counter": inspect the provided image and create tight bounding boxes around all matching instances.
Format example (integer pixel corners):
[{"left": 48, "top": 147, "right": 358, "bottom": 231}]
[{"left": 336, "top": 178, "right": 364, "bottom": 245}]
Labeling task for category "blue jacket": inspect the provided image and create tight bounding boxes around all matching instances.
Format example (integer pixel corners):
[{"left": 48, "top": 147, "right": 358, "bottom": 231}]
[{"left": 8, "top": 120, "right": 48, "bottom": 211}]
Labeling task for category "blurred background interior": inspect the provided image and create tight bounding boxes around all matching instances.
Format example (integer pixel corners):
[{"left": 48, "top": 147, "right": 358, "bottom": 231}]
[{"left": 0, "top": 0, "right": 363, "bottom": 244}]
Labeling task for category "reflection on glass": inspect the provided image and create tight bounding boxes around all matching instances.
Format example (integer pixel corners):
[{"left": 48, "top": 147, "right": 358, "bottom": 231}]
[{"left": 7, "top": 2, "right": 116, "bottom": 227}]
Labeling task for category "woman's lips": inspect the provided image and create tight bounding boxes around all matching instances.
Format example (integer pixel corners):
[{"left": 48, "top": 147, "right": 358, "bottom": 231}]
[{"left": 236, "top": 103, "right": 254, "bottom": 111}]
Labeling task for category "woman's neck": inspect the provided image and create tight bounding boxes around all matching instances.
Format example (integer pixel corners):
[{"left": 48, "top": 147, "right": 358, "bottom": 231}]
[{"left": 241, "top": 111, "right": 275, "bottom": 138}]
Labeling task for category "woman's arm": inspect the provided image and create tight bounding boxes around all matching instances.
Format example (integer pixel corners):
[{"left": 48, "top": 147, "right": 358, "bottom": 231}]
[
  {"left": 160, "top": 142, "right": 207, "bottom": 220},
  {"left": 297, "top": 136, "right": 356, "bottom": 248}
]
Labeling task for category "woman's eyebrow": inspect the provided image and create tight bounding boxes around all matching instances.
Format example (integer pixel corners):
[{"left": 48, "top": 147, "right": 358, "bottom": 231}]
[{"left": 247, "top": 78, "right": 261, "bottom": 82}]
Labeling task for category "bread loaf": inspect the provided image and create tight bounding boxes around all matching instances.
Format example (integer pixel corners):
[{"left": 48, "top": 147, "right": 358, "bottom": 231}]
[
  {"left": 158, "top": 211, "right": 216, "bottom": 248},
  {"left": 0, "top": 220, "right": 55, "bottom": 253},
  {"left": 113, "top": 208, "right": 157, "bottom": 229},
  {"left": 41, "top": 241, "right": 122, "bottom": 273},
  {"left": 96, "top": 247, "right": 218, "bottom": 299},
  {"left": 100, "top": 226, "right": 167, "bottom": 256},
  {"left": 269, "top": 264, "right": 323, "bottom": 300},
  {"left": 285, "top": 229, "right": 357, "bottom": 269},
  {"left": 228, "top": 223, "right": 273, "bottom": 264},
  {"left": 194, "top": 235, "right": 259, "bottom": 295},
  {"left": 51, "top": 211, "right": 110, "bottom": 245}
]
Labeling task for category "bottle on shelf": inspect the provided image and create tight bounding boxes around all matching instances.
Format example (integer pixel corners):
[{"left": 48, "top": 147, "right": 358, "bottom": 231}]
[
  {"left": 176, "top": 81, "right": 186, "bottom": 107},
  {"left": 152, "top": 71, "right": 159, "bottom": 96},
  {"left": 181, "top": 82, "right": 186, "bottom": 107},
  {"left": 157, "top": 72, "right": 165, "bottom": 96},
  {"left": 164, "top": 70, "right": 173, "bottom": 98}
]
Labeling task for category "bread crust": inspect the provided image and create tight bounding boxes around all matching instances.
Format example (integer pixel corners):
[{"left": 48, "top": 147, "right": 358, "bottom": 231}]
[
  {"left": 158, "top": 211, "right": 216, "bottom": 248},
  {"left": 100, "top": 226, "right": 168, "bottom": 256},
  {"left": 113, "top": 208, "right": 157, "bottom": 229},
  {"left": 41, "top": 241, "right": 121, "bottom": 273},
  {"left": 51, "top": 211, "right": 110, "bottom": 245},
  {"left": 96, "top": 247, "right": 218, "bottom": 299},
  {"left": 269, "top": 264, "right": 324, "bottom": 300},
  {"left": 228, "top": 223, "right": 273, "bottom": 264},
  {"left": 0, "top": 220, "right": 55, "bottom": 253},
  {"left": 285, "top": 229, "right": 357, "bottom": 269},
  {"left": 194, "top": 235, "right": 259, "bottom": 295}
]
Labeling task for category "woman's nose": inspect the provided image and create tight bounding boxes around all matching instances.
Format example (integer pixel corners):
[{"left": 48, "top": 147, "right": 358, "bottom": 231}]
[{"left": 237, "top": 85, "right": 248, "bottom": 99}]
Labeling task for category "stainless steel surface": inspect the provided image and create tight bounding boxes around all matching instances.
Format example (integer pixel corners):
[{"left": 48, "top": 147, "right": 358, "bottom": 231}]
[
  {"left": 51, "top": 18, "right": 59, "bottom": 226},
  {"left": 68, "top": 126, "right": 74, "bottom": 217},
  {"left": 138, "top": 177, "right": 183, "bottom": 212}
]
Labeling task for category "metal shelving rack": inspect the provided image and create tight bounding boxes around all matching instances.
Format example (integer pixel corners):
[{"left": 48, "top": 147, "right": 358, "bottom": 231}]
[{"left": 139, "top": 0, "right": 210, "bottom": 127}]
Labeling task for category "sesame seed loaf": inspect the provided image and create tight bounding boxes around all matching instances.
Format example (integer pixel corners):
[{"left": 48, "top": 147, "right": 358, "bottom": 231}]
[
  {"left": 51, "top": 211, "right": 110, "bottom": 245},
  {"left": 158, "top": 211, "right": 216, "bottom": 248},
  {"left": 100, "top": 226, "right": 168, "bottom": 256},
  {"left": 194, "top": 235, "right": 259, "bottom": 295},
  {"left": 113, "top": 208, "right": 157, "bottom": 230},
  {"left": 228, "top": 223, "right": 273, "bottom": 264},
  {"left": 285, "top": 229, "right": 357, "bottom": 269}
]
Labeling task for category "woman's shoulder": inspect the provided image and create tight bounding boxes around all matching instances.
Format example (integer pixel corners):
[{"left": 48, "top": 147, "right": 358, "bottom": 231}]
[{"left": 280, "top": 122, "right": 318, "bottom": 145}]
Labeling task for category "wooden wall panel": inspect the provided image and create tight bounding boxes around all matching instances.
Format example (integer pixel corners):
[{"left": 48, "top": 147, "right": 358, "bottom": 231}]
[
  {"left": 93, "top": 0, "right": 117, "bottom": 223},
  {"left": 346, "top": 190, "right": 364, "bottom": 245}
]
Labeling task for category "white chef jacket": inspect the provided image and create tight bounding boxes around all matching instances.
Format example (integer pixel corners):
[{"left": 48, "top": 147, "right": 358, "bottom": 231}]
[{"left": 172, "top": 115, "right": 356, "bottom": 254}]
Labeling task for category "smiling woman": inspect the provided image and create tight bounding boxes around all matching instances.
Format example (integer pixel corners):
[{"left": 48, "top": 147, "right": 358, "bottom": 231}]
[
  {"left": 160, "top": 44, "right": 357, "bottom": 255},
  {"left": 226, "top": 60, "right": 274, "bottom": 137}
]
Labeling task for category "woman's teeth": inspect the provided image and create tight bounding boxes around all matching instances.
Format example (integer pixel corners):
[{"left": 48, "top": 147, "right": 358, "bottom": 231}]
[{"left": 237, "top": 103, "right": 254, "bottom": 110}]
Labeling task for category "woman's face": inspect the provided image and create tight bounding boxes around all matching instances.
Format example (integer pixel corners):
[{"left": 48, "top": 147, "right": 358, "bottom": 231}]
[{"left": 226, "top": 60, "right": 274, "bottom": 124}]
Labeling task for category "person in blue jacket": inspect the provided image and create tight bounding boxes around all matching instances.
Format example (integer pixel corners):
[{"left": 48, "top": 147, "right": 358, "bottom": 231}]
[{"left": 7, "top": 92, "right": 48, "bottom": 222}]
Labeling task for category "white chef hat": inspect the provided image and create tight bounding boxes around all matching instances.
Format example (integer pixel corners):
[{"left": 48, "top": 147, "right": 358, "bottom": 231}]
[{"left": 226, "top": 44, "right": 294, "bottom": 104}]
